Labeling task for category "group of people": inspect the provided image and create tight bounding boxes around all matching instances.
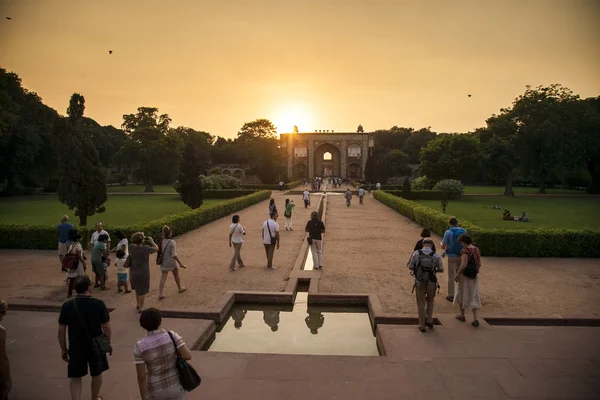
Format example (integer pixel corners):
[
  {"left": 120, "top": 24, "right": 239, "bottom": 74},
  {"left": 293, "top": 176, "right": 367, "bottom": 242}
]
[
  {"left": 56, "top": 275, "right": 193, "bottom": 400},
  {"left": 408, "top": 217, "right": 482, "bottom": 332},
  {"left": 57, "top": 218, "right": 188, "bottom": 311}
]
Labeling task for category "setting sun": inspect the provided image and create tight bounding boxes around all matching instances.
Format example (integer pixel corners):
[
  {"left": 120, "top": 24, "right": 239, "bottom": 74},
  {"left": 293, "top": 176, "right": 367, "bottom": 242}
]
[{"left": 271, "top": 102, "right": 315, "bottom": 134}]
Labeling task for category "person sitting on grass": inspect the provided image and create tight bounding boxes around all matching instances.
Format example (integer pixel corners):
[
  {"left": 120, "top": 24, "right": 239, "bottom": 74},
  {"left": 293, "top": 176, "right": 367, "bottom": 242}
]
[
  {"left": 115, "top": 249, "right": 131, "bottom": 294},
  {"left": 518, "top": 210, "right": 528, "bottom": 222},
  {"left": 502, "top": 209, "right": 512, "bottom": 221}
]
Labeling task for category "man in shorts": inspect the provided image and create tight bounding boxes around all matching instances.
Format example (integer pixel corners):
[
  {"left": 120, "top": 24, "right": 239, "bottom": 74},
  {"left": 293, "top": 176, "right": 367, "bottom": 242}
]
[{"left": 58, "top": 275, "right": 112, "bottom": 400}]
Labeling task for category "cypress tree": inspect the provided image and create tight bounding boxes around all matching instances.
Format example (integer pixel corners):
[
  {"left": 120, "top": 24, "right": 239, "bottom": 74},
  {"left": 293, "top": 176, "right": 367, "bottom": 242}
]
[{"left": 178, "top": 142, "right": 204, "bottom": 209}]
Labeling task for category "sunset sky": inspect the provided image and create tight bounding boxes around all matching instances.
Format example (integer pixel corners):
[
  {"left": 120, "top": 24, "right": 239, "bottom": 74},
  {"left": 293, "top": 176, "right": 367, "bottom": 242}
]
[{"left": 1, "top": 0, "right": 599, "bottom": 138}]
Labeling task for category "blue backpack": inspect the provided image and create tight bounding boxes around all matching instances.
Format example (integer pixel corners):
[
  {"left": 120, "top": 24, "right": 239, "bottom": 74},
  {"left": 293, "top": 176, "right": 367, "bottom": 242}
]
[{"left": 446, "top": 227, "right": 466, "bottom": 256}]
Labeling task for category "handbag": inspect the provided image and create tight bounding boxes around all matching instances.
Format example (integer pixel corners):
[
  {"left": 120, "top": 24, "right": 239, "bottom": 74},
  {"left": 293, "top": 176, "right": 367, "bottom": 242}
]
[
  {"left": 72, "top": 299, "right": 113, "bottom": 359},
  {"left": 156, "top": 239, "right": 166, "bottom": 265},
  {"left": 62, "top": 245, "right": 79, "bottom": 272},
  {"left": 462, "top": 248, "right": 479, "bottom": 280},
  {"left": 167, "top": 331, "right": 201, "bottom": 391},
  {"left": 266, "top": 221, "right": 277, "bottom": 245}
]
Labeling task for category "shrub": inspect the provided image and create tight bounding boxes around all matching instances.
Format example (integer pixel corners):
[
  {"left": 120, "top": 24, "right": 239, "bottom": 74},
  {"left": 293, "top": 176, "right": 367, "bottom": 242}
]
[
  {"left": 208, "top": 168, "right": 222, "bottom": 176},
  {"left": 0, "top": 190, "right": 271, "bottom": 249},
  {"left": 173, "top": 175, "right": 242, "bottom": 192},
  {"left": 412, "top": 176, "right": 435, "bottom": 190},
  {"left": 108, "top": 173, "right": 127, "bottom": 185},
  {"left": 402, "top": 177, "right": 411, "bottom": 198},
  {"left": 385, "top": 190, "right": 444, "bottom": 200},
  {"left": 432, "top": 179, "right": 464, "bottom": 200},
  {"left": 241, "top": 180, "right": 302, "bottom": 190},
  {"left": 202, "top": 189, "right": 258, "bottom": 198},
  {"left": 373, "top": 191, "right": 600, "bottom": 257}
]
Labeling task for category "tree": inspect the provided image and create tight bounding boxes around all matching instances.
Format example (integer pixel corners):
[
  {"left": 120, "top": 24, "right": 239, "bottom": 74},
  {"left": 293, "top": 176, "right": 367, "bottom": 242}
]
[
  {"left": 237, "top": 118, "right": 277, "bottom": 140},
  {"left": 403, "top": 128, "right": 437, "bottom": 163},
  {"left": 383, "top": 149, "right": 411, "bottom": 177},
  {"left": 402, "top": 177, "right": 411, "bottom": 198},
  {"left": 420, "top": 134, "right": 481, "bottom": 182},
  {"left": 177, "top": 142, "right": 203, "bottom": 209},
  {"left": 479, "top": 113, "right": 520, "bottom": 196},
  {"left": 237, "top": 119, "right": 280, "bottom": 183},
  {"left": 54, "top": 94, "right": 107, "bottom": 226},
  {"left": 579, "top": 97, "right": 600, "bottom": 193},
  {"left": 171, "top": 127, "right": 213, "bottom": 174},
  {"left": 117, "top": 107, "right": 182, "bottom": 192}
]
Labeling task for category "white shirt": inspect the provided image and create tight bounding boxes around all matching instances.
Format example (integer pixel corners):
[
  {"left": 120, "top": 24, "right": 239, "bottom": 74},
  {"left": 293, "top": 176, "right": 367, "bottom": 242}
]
[
  {"left": 376, "top": 183, "right": 381, "bottom": 189},
  {"left": 303, "top": 190, "right": 310, "bottom": 200},
  {"left": 115, "top": 258, "right": 128, "bottom": 274},
  {"left": 116, "top": 238, "right": 129, "bottom": 256},
  {"left": 358, "top": 188, "right": 365, "bottom": 196},
  {"left": 90, "top": 230, "right": 110, "bottom": 245},
  {"left": 262, "top": 219, "right": 279, "bottom": 244},
  {"left": 229, "top": 223, "right": 245, "bottom": 244}
]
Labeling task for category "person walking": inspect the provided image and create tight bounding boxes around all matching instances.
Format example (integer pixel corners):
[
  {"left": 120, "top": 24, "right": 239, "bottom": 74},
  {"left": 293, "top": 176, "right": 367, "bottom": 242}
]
[
  {"left": 128, "top": 232, "right": 159, "bottom": 312},
  {"left": 91, "top": 234, "right": 109, "bottom": 290},
  {"left": 229, "top": 215, "right": 246, "bottom": 271},
  {"left": 358, "top": 186, "right": 365, "bottom": 205},
  {"left": 0, "top": 300, "right": 11, "bottom": 400},
  {"left": 58, "top": 275, "right": 112, "bottom": 400},
  {"left": 441, "top": 217, "right": 467, "bottom": 302},
  {"left": 305, "top": 211, "right": 325, "bottom": 270},
  {"left": 262, "top": 212, "right": 280, "bottom": 270},
  {"left": 344, "top": 188, "right": 352, "bottom": 207},
  {"left": 269, "top": 198, "right": 278, "bottom": 216},
  {"left": 111, "top": 230, "right": 128, "bottom": 256},
  {"left": 284, "top": 199, "right": 295, "bottom": 231},
  {"left": 158, "top": 226, "right": 187, "bottom": 300},
  {"left": 376, "top": 182, "right": 381, "bottom": 191},
  {"left": 57, "top": 215, "right": 74, "bottom": 264},
  {"left": 66, "top": 230, "right": 87, "bottom": 298},
  {"left": 409, "top": 238, "right": 444, "bottom": 332},
  {"left": 89, "top": 222, "right": 110, "bottom": 252},
  {"left": 454, "top": 234, "right": 482, "bottom": 327},
  {"left": 134, "top": 308, "right": 193, "bottom": 400},
  {"left": 303, "top": 189, "right": 311, "bottom": 208}
]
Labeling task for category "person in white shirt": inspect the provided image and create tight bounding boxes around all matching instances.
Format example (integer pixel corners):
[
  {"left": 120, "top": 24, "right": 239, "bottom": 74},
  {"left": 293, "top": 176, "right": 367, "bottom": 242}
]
[
  {"left": 261, "top": 212, "right": 280, "bottom": 270},
  {"left": 89, "top": 222, "right": 111, "bottom": 251},
  {"left": 376, "top": 182, "right": 381, "bottom": 190},
  {"left": 303, "top": 190, "right": 310, "bottom": 209},
  {"left": 358, "top": 187, "right": 366, "bottom": 205},
  {"left": 278, "top": 181, "right": 285, "bottom": 191},
  {"left": 228, "top": 215, "right": 246, "bottom": 271}
]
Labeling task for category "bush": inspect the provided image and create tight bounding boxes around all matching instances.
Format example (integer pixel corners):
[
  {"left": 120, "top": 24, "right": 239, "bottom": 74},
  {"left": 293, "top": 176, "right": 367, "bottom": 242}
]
[
  {"left": 174, "top": 175, "right": 242, "bottom": 192},
  {"left": 385, "top": 190, "right": 444, "bottom": 200},
  {"left": 108, "top": 173, "right": 127, "bottom": 185},
  {"left": 208, "top": 168, "right": 222, "bottom": 175},
  {"left": 412, "top": 176, "right": 436, "bottom": 190},
  {"left": 373, "top": 191, "right": 600, "bottom": 257},
  {"left": 0, "top": 190, "right": 272, "bottom": 249},
  {"left": 202, "top": 189, "right": 258, "bottom": 198},
  {"left": 241, "top": 180, "right": 302, "bottom": 190},
  {"left": 432, "top": 179, "right": 464, "bottom": 200}
]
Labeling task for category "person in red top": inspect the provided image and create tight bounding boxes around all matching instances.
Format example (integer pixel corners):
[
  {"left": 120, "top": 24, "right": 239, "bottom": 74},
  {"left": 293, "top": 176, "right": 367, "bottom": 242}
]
[{"left": 454, "top": 234, "right": 482, "bottom": 327}]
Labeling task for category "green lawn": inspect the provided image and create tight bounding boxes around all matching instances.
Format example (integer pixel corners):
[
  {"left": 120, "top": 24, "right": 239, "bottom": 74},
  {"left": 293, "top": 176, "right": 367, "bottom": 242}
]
[
  {"left": 0, "top": 195, "right": 224, "bottom": 226},
  {"left": 415, "top": 196, "right": 600, "bottom": 230},
  {"left": 106, "top": 185, "right": 176, "bottom": 193},
  {"left": 463, "top": 185, "right": 584, "bottom": 195}
]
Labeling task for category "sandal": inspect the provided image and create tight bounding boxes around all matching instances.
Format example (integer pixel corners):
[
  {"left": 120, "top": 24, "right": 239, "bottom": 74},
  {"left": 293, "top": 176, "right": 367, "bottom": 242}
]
[
  {"left": 178, "top": 287, "right": 187, "bottom": 293},
  {"left": 158, "top": 296, "right": 165, "bottom": 300},
  {"left": 446, "top": 295, "right": 454, "bottom": 302},
  {"left": 472, "top": 320, "right": 480, "bottom": 327},
  {"left": 455, "top": 315, "right": 466, "bottom": 322}
]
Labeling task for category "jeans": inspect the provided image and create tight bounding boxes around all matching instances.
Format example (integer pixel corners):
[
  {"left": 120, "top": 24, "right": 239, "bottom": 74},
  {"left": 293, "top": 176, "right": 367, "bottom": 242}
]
[
  {"left": 148, "top": 384, "right": 185, "bottom": 400},
  {"left": 310, "top": 239, "right": 323, "bottom": 268},
  {"left": 359, "top": 195, "right": 364, "bottom": 205},
  {"left": 230, "top": 242, "right": 244, "bottom": 270}
]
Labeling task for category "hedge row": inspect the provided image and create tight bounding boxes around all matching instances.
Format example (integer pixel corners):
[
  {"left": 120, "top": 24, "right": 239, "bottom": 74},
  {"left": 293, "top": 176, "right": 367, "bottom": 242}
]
[
  {"left": 385, "top": 190, "right": 444, "bottom": 200},
  {"left": 202, "top": 189, "right": 258, "bottom": 198},
  {"left": 374, "top": 191, "right": 600, "bottom": 257},
  {"left": 0, "top": 190, "right": 272, "bottom": 250},
  {"left": 241, "top": 180, "right": 302, "bottom": 190}
]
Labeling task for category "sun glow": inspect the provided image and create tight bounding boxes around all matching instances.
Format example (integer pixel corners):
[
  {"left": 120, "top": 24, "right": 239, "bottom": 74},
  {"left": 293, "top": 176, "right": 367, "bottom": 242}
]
[{"left": 271, "top": 102, "right": 314, "bottom": 134}]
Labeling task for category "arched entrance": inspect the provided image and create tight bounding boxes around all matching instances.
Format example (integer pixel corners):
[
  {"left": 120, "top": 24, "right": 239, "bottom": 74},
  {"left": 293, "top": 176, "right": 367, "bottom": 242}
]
[
  {"left": 347, "top": 163, "right": 362, "bottom": 179},
  {"left": 293, "top": 163, "right": 308, "bottom": 178},
  {"left": 314, "top": 143, "right": 341, "bottom": 178},
  {"left": 233, "top": 169, "right": 243, "bottom": 179}
]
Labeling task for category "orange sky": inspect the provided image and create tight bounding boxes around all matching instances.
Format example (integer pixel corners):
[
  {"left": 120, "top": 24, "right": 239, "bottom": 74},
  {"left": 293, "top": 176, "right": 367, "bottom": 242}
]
[{"left": 1, "top": 0, "right": 599, "bottom": 138}]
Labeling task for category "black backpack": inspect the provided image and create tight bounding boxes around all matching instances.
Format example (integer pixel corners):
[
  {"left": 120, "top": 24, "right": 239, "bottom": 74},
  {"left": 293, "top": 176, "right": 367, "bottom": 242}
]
[{"left": 413, "top": 250, "right": 438, "bottom": 284}]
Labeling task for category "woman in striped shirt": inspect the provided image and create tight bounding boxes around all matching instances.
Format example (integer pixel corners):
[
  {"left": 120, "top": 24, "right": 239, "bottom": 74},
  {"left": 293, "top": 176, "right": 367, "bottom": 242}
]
[{"left": 134, "top": 308, "right": 193, "bottom": 400}]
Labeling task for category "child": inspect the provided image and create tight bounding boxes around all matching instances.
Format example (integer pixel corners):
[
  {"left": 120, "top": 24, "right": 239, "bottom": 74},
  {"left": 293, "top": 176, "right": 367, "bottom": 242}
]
[
  {"left": 102, "top": 255, "right": 111, "bottom": 284},
  {"left": 115, "top": 250, "right": 131, "bottom": 293}
]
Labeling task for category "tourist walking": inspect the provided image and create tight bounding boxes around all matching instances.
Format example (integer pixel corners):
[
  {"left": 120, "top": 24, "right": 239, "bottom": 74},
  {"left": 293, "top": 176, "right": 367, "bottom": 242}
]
[
  {"left": 111, "top": 230, "right": 128, "bottom": 256},
  {"left": 305, "top": 211, "right": 325, "bottom": 270},
  {"left": 57, "top": 215, "right": 74, "bottom": 264},
  {"left": 269, "top": 198, "right": 278, "bottom": 216},
  {"left": 65, "top": 230, "right": 87, "bottom": 298},
  {"left": 0, "top": 300, "right": 10, "bottom": 400},
  {"left": 128, "top": 232, "right": 159, "bottom": 312},
  {"left": 358, "top": 186, "right": 365, "bottom": 205},
  {"left": 158, "top": 226, "right": 187, "bottom": 300},
  {"left": 229, "top": 215, "right": 246, "bottom": 271},
  {"left": 303, "top": 189, "right": 311, "bottom": 208},
  {"left": 454, "top": 234, "right": 482, "bottom": 327},
  {"left": 134, "top": 308, "right": 194, "bottom": 400},
  {"left": 441, "top": 217, "right": 467, "bottom": 302},
  {"left": 344, "top": 188, "right": 352, "bottom": 207},
  {"left": 58, "top": 275, "right": 112, "bottom": 400},
  {"left": 376, "top": 182, "right": 381, "bottom": 191},
  {"left": 409, "top": 238, "right": 444, "bottom": 332},
  {"left": 115, "top": 250, "right": 131, "bottom": 294},
  {"left": 279, "top": 181, "right": 285, "bottom": 191},
  {"left": 91, "top": 234, "right": 109, "bottom": 290},
  {"left": 284, "top": 198, "right": 295, "bottom": 231},
  {"left": 89, "top": 222, "right": 110, "bottom": 251},
  {"left": 262, "top": 212, "right": 280, "bottom": 270}
]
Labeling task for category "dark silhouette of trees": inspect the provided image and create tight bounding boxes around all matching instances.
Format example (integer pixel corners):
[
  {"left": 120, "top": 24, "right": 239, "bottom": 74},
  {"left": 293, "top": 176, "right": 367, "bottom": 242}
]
[{"left": 177, "top": 142, "right": 204, "bottom": 209}]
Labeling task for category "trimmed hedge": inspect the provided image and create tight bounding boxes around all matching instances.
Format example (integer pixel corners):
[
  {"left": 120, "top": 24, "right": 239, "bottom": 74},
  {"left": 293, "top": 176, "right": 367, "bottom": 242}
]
[
  {"left": 203, "top": 189, "right": 258, "bottom": 198},
  {"left": 374, "top": 191, "right": 600, "bottom": 257},
  {"left": 241, "top": 180, "right": 302, "bottom": 190},
  {"left": 385, "top": 190, "right": 444, "bottom": 201},
  {"left": 0, "top": 190, "right": 272, "bottom": 250}
]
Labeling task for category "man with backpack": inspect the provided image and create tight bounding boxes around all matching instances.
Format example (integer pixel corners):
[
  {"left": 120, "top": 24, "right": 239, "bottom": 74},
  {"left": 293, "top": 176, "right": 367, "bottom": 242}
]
[
  {"left": 441, "top": 216, "right": 467, "bottom": 302},
  {"left": 409, "top": 238, "right": 444, "bottom": 332}
]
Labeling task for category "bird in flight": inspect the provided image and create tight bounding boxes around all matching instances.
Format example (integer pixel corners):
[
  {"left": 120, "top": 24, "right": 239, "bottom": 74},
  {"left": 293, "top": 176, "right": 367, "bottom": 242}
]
[
  {"left": 109, "top": 50, "right": 113, "bottom": 54},
  {"left": 6, "top": 17, "right": 12, "bottom": 20},
  {"left": 467, "top": 94, "right": 472, "bottom": 97}
]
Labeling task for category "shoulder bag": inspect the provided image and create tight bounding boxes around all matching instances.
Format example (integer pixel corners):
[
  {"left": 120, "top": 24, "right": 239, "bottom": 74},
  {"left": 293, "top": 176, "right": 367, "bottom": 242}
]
[
  {"left": 61, "top": 244, "right": 79, "bottom": 272},
  {"left": 156, "top": 239, "right": 172, "bottom": 265},
  {"left": 266, "top": 221, "right": 277, "bottom": 245},
  {"left": 167, "top": 331, "right": 201, "bottom": 391},
  {"left": 72, "top": 299, "right": 112, "bottom": 359},
  {"left": 462, "top": 248, "right": 479, "bottom": 279}
]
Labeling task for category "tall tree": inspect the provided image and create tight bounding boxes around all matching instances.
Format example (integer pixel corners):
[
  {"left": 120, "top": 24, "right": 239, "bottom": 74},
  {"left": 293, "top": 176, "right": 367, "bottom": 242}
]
[
  {"left": 403, "top": 128, "right": 437, "bottom": 163},
  {"left": 237, "top": 118, "right": 277, "bottom": 140},
  {"left": 177, "top": 142, "right": 204, "bottom": 209},
  {"left": 579, "top": 97, "right": 600, "bottom": 193},
  {"left": 54, "top": 93, "right": 107, "bottom": 226},
  {"left": 237, "top": 119, "right": 280, "bottom": 183},
  {"left": 170, "top": 127, "right": 213, "bottom": 174},
  {"left": 420, "top": 133, "right": 481, "bottom": 182}
]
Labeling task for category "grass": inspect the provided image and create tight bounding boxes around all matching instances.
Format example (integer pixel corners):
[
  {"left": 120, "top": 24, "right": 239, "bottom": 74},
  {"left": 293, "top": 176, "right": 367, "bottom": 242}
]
[
  {"left": 415, "top": 196, "right": 600, "bottom": 230},
  {"left": 106, "top": 184, "right": 176, "bottom": 193},
  {"left": 463, "top": 185, "right": 585, "bottom": 195},
  {"left": 0, "top": 195, "right": 224, "bottom": 226}
]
